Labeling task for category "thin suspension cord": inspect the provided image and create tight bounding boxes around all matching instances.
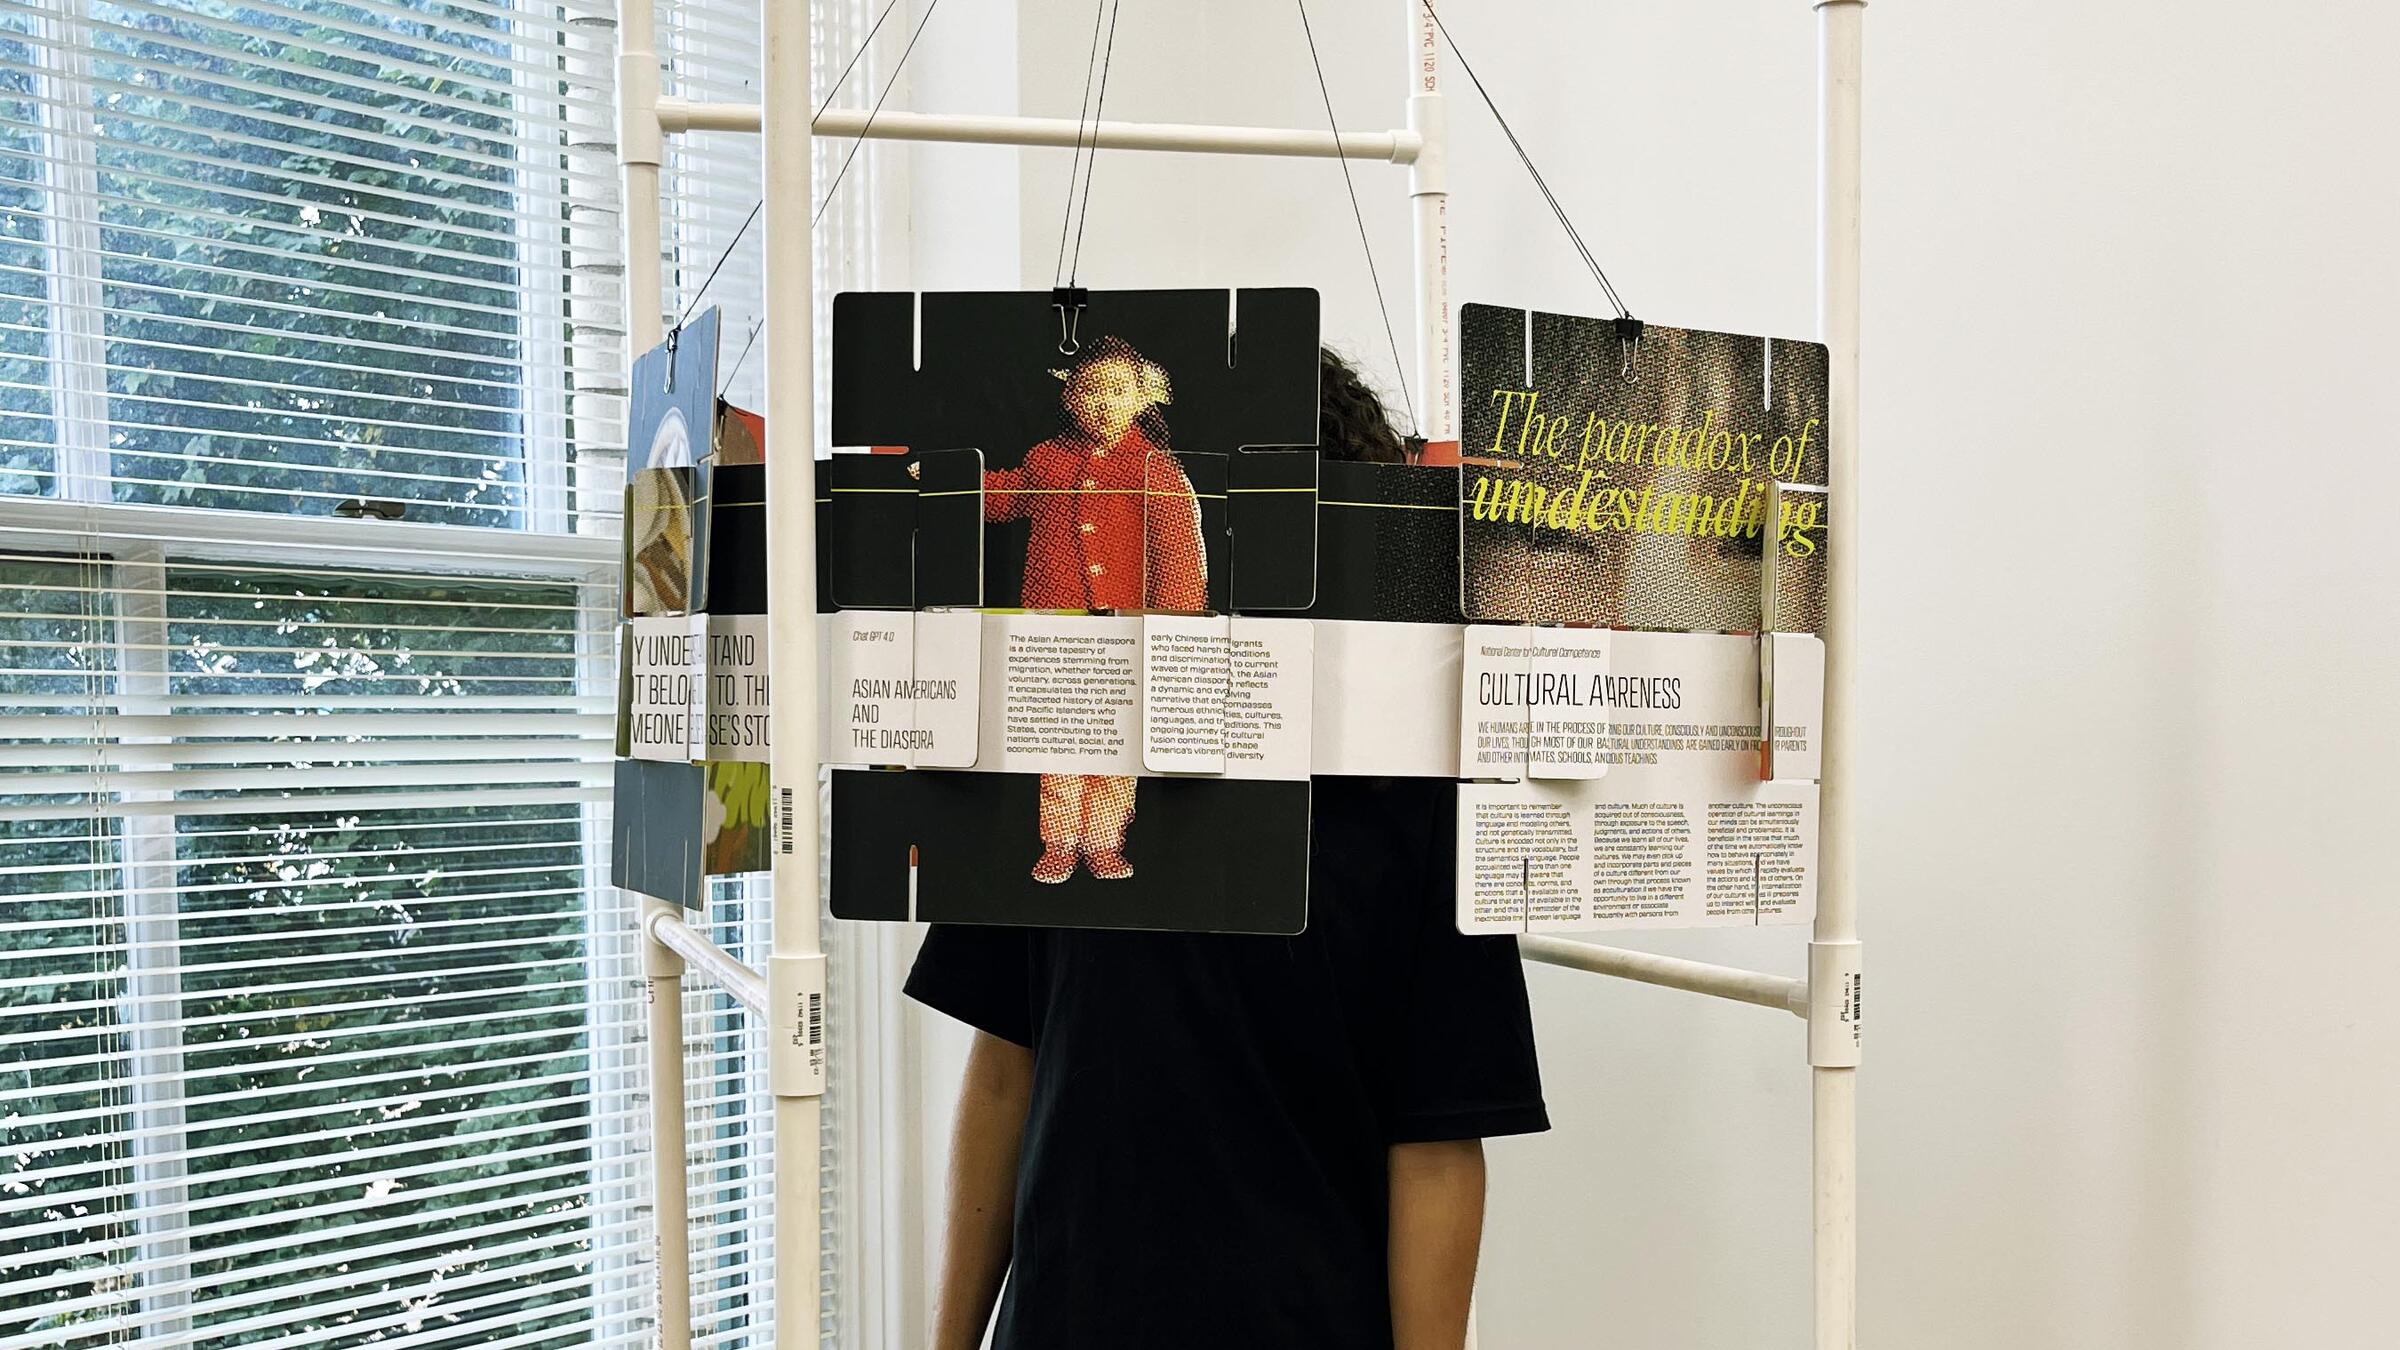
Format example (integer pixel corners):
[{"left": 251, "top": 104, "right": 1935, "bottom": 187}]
[
  {"left": 1423, "top": 2, "right": 1630, "bottom": 318},
  {"left": 720, "top": 318, "right": 763, "bottom": 395},
  {"left": 1294, "top": 0, "right": 1416, "bottom": 435},
  {"left": 816, "top": 0, "right": 903, "bottom": 124},
  {"left": 669, "top": 0, "right": 903, "bottom": 337},
  {"left": 815, "top": 0, "right": 949, "bottom": 229},
  {"left": 1063, "top": 0, "right": 1126, "bottom": 286},
  {"left": 1053, "top": 0, "right": 1112, "bottom": 288},
  {"left": 674, "top": 199, "right": 760, "bottom": 334}
]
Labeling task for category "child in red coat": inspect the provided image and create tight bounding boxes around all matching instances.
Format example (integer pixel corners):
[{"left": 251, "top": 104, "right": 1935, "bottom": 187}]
[{"left": 985, "top": 337, "right": 1205, "bottom": 883}]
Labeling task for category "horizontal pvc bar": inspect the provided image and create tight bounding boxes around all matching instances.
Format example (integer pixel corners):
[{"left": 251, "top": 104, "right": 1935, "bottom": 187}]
[
  {"left": 657, "top": 99, "right": 1420, "bottom": 163},
  {"left": 1516, "top": 934, "right": 1808, "bottom": 1017},
  {"left": 643, "top": 907, "right": 768, "bottom": 1014}
]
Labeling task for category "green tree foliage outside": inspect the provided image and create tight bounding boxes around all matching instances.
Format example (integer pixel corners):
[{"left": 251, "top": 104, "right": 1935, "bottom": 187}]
[{"left": 85, "top": 0, "right": 538, "bottom": 522}]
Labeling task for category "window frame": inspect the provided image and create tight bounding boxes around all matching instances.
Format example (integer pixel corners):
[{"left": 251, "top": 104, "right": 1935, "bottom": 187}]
[
  {"left": 5, "top": 0, "right": 911, "bottom": 1341},
  {"left": 2, "top": 0, "right": 636, "bottom": 1342}
]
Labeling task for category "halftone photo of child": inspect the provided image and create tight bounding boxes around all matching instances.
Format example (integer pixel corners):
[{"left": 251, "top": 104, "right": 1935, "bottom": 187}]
[{"left": 982, "top": 337, "right": 1206, "bottom": 884}]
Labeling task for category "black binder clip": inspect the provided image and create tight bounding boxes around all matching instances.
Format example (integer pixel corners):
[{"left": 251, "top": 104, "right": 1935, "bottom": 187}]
[
  {"left": 1403, "top": 434, "right": 1428, "bottom": 464},
  {"left": 663, "top": 321, "right": 682, "bottom": 392},
  {"left": 1052, "top": 285, "right": 1090, "bottom": 356},
  {"left": 1614, "top": 313, "right": 1644, "bottom": 382}
]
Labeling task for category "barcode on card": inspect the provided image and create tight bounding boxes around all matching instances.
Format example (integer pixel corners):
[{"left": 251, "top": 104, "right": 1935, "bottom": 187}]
[{"left": 777, "top": 787, "right": 796, "bottom": 854}]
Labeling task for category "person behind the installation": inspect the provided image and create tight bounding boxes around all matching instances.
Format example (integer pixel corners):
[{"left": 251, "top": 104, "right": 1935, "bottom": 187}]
[
  {"left": 907, "top": 349, "right": 1549, "bottom": 1350},
  {"left": 985, "top": 334, "right": 1205, "bottom": 885}
]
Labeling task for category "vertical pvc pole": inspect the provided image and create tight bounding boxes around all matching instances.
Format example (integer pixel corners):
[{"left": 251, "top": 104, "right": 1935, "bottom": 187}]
[
  {"left": 618, "top": 2, "right": 692, "bottom": 1344},
  {"left": 1407, "top": 9, "right": 1473, "bottom": 1346},
  {"left": 1405, "top": 1, "right": 1452, "bottom": 445},
  {"left": 640, "top": 899, "right": 693, "bottom": 1349},
  {"left": 1811, "top": 4, "right": 1864, "bottom": 1350},
  {"left": 762, "top": 0, "right": 827, "bottom": 1343},
  {"left": 619, "top": 0, "right": 664, "bottom": 358}
]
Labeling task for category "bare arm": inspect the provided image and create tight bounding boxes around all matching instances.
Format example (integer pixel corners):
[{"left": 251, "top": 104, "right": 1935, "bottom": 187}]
[
  {"left": 1387, "top": 1138, "right": 1488, "bottom": 1350},
  {"left": 932, "top": 1031, "right": 1035, "bottom": 1350}
]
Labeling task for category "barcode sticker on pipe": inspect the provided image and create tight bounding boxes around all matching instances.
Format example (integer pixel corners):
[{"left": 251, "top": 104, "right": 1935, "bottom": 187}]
[
  {"left": 777, "top": 786, "right": 796, "bottom": 854},
  {"left": 1808, "top": 940, "right": 1863, "bottom": 1067},
  {"left": 769, "top": 953, "right": 828, "bottom": 1097}
]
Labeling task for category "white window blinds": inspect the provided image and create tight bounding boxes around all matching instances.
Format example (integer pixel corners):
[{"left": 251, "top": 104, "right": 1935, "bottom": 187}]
[
  {"left": 0, "top": 544, "right": 638, "bottom": 1349},
  {"left": 0, "top": 0, "right": 626, "bottom": 524},
  {"left": 0, "top": 0, "right": 656, "bottom": 1346},
  {"left": 3, "top": 0, "right": 892, "bottom": 1343}
]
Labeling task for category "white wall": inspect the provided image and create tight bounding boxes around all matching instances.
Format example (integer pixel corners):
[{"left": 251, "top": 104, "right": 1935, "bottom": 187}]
[{"left": 890, "top": 2, "right": 2400, "bottom": 1345}]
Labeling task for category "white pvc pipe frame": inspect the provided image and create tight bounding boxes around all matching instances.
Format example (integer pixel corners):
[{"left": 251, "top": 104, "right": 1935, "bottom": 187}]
[{"left": 614, "top": 3, "right": 1865, "bottom": 1347}]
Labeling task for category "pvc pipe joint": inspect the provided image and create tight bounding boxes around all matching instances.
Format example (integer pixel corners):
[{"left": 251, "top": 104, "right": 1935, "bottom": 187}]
[
  {"left": 1406, "top": 93, "right": 1448, "bottom": 196},
  {"left": 616, "top": 52, "right": 662, "bottom": 169}
]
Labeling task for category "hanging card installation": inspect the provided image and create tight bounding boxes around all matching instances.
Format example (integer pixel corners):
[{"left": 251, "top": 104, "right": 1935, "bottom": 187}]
[
  {"left": 1305, "top": 461, "right": 1468, "bottom": 778},
  {"left": 624, "top": 307, "right": 721, "bottom": 618},
  {"left": 825, "top": 288, "right": 1322, "bottom": 935},
  {"left": 1452, "top": 303, "right": 1828, "bottom": 932},
  {"left": 1457, "top": 304, "right": 1828, "bottom": 632},
  {"left": 1456, "top": 632, "right": 1819, "bottom": 933},
  {"left": 611, "top": 313, "right": 777, "bottom": 907}
]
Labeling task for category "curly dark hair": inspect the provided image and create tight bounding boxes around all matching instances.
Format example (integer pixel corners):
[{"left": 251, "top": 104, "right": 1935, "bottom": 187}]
[{"left": 1315, "top": 346, "right": 1409, "bottom": 464}]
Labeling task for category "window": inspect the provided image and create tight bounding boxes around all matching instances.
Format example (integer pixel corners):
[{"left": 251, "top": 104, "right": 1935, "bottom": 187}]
[
  {"left": 2, "top": 0, "right": 619, "bottom": 523},
  {"left": 0, "top": 0, "right": 644, "bottom": 1346},
  {"left": 1, "top": 9, "right": 57, "bottom": 496},
  {"left": 0, "top": 551, "right": 631, "bottom": 1348},
  {"left": 3, "top": 0, "right": 894, "bottom": 1344}
]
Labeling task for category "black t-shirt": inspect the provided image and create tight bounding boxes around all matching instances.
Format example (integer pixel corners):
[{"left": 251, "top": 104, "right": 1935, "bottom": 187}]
[{"left": 904, "top": 777, "right": 1548, "bottom": 1350}]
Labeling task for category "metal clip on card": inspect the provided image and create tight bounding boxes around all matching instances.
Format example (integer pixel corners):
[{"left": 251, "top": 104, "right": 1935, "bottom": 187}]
[
  {"left": 1052, "top": 285, "right": 1090, "bottom": 355},
  {"left": 1614, "top": 313, "right": 1644, "bottom": 381}
]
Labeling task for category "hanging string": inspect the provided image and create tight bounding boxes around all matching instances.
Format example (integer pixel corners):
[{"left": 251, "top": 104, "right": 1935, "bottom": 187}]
[
  {"left": 815, "top": 0, "right": 950, "bottom": 228},
  {"left": 721, "top": 317, "right": 764, "bottom": 395},
  {"left": 1064, "top": 0, "right": 1125, "bottom": 286},
  {"left": 673, "top": 199, "right": 761, "bottom": 337},
  {"left": 1056, "top": 0, "right": 1126, "bottom": 288},
  {"left": 1052, "top": 0, "right": 1114, "bottom": 288},
  {"left": 1293, "top": 0, "right": 1417, "bottom": 436},
  {"left": 1421, "top": 2, "right": 1631, "bottom": 320},
  {"left": 668, "top": 0, "right": 919, "bottom": 354},
  {"left": 817, "top": 0, "right": 903, "bottom": 125}
]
